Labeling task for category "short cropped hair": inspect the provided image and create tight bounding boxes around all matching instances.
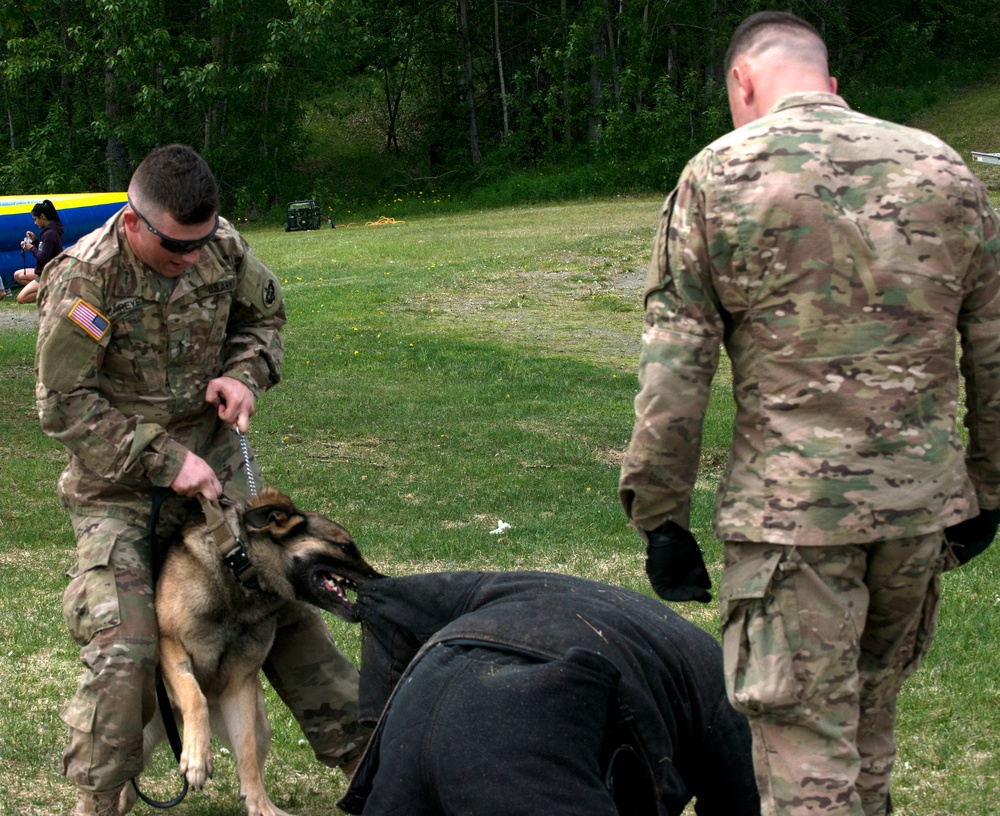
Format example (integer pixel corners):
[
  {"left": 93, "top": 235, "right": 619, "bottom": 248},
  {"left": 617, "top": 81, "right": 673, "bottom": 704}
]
[
  {"left": 129, "top": 144, "right": 220, "bottom": 225},
  {"left": 724, "top": 11, "right": 826, "bottom": 76},
  {"left": 31, "top": 199, "right": 61, "bottom": 222}
]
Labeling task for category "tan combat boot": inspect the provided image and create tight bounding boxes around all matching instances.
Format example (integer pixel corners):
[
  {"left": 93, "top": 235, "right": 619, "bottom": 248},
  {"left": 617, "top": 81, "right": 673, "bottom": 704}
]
[
  {"left": 72, "top": 785, "right": 123, "bottom": 816},
  {"left": 117, "top": 781, "right": 137, "bottom": 815}
]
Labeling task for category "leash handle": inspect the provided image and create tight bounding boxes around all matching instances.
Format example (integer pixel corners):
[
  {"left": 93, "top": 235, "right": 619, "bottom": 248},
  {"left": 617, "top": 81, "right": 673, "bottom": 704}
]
[
  {"left": 130, "top": 669, "right": 189, "bottom": 808},
  {"left": 132, "top": 774, "right": 188, "bottom": 809},
  {"left": 238, "top": 430, "right": 257, "bottom": 497}
]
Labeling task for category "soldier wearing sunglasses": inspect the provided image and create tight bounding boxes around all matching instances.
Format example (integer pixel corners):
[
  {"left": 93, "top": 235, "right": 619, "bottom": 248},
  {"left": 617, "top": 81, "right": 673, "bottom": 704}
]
[{"left": 34, "top": 144, "right": 369, "bottom": 816}]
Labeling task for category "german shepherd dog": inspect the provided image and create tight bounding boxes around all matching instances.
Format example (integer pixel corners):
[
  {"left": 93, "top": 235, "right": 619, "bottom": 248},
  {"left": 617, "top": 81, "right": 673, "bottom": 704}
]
[{"left": 121, "top": 486, "right": 382, "bottom": 816}]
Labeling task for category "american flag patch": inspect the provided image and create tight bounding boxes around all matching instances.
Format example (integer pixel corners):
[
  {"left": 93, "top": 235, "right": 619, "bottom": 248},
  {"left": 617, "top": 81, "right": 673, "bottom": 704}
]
[{"left": 67, "top": 299, "right": 110, "bottom": 342}]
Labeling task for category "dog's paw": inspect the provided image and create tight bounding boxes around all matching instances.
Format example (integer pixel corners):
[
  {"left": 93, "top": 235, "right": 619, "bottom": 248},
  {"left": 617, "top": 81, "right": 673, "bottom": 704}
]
[
  {"left": 244, "top": 795, "right": 295, "bottom": 816},
  {"left": 178, "top": 739, "right": 213, "bottom": 789}
]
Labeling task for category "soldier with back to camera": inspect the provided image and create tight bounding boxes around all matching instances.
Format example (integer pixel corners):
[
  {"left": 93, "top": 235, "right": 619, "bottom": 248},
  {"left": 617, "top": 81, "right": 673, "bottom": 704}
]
[{"left": 620, "top": 11, "right": 1000, "bottom": 816}]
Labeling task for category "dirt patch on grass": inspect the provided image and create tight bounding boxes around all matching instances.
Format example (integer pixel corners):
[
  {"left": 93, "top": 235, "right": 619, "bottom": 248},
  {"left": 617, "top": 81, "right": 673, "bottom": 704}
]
[
  {"left": 403, "top": 263, "right": 647, "bottom": 368},
  {"left": 595, "top": 444, "right": 625, "bottom": 468},
  {"left": 0, "top": 306, "right": 38, "bottom": 331},
  {"left": 426, "top": 262, "right": 646, "bottom": 311}
]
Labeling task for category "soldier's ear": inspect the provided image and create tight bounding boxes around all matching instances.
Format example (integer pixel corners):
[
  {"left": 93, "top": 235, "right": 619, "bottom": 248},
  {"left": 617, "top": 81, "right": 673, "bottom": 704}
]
[{"left": 123, "top": 209, "right": 142, "bottom": 235}]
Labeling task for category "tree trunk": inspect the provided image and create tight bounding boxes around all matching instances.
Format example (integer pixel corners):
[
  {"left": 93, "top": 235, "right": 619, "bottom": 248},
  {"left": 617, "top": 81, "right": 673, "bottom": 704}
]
[
  {"left": 603, "top": 0, "right": 621, "bottom": 107},
  {"left": 494, "top": 0, "right": 509, "bottom": 138},
  {"left": 104, "top": 66, "right": 129, "bottom": 189},
  {"left": 3, "top": 78, "right": 16, "bottom": 151},
  {"left": 383, "top": 66, "right": 403, "bottom": 155},
  {"left": 206, "top": 30, "right": 224, "bottom": 153},
  {"left": 561, "top": 0, "right": 572, "bottom": 151},
  {"left": 59, "top": 0, "right": 71, "bottom": 110},
  {"left": 588, "top": 27, "right": 604, "bottom": 144},
  {"left": 6, "top": 96, "right": 15, "bottom": 151},
  {"left": 458, "top": 0, "right": 481, "bottom": 165},
  {"left": 636, "top": 0, "right": 650, "bottom": 113},
  {"left": 380, "top": 17, "right": 414, "bottom": 157}
]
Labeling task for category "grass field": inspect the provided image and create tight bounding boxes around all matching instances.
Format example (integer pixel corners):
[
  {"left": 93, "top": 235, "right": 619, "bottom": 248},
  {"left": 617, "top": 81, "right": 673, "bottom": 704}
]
[{"left": 2, "top": 187, "right": 1000, "bottom": 812}]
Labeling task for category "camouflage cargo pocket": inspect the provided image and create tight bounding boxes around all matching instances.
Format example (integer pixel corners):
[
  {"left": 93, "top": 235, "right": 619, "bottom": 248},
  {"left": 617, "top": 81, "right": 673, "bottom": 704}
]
[
  {"left": 60, "top": 687, "right": 99, "bottom": 734},
  {"left": 720, "top": 548, "right": 800, "bottom": 715},
  {"left": 62, "top": 546, "right": 121, "bottom": 646}
]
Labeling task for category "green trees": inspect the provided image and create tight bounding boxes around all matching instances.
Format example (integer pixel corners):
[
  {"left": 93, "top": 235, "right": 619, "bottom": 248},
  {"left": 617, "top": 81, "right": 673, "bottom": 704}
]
[
  {"left": 1, "top": 1, "right": 996, "bottom": 212},
  {"left": 1, "top": 0, "right": 340, "bottom": 207}
]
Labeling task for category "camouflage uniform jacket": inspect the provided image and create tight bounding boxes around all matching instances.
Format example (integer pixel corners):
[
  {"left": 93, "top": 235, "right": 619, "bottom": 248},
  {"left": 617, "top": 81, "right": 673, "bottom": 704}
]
[
  {"left": 620, "top": 92, "right": 1000, "bottom": 545},
  {"left": 35, "top": 209, "right": 285, "bottom": 517}
]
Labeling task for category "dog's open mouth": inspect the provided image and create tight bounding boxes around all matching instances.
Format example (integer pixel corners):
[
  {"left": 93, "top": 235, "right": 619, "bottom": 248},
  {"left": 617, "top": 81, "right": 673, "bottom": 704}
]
[
  {"left": 295, "top": 552, "right": 382, "bottom": 623},
  {"left": 311, "top": 567, "right": 362, "bottom": 621}
]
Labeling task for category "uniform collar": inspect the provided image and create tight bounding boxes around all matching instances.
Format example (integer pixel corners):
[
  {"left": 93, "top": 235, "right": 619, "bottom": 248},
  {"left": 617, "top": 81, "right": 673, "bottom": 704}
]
[{"left": 767, "top": 91, "right": 851, "bottom": 116}]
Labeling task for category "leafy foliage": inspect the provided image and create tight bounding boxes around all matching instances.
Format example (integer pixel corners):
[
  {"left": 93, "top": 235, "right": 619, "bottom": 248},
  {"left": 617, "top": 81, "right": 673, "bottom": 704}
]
[
  {"left": 0, "top": 0, "right": 997, "bottom": 213},
  {"left": 0, "top": 0, "right": 341, "bottom": 207}
]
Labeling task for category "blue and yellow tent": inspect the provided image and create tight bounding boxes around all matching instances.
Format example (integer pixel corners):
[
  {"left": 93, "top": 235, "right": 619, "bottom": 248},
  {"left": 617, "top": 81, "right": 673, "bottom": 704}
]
[{"left": 1, "top": 192, "right": 127, "bottom": 283}]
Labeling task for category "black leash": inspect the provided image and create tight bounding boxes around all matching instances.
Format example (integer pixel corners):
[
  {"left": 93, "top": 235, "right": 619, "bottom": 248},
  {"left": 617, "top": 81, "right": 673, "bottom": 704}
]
[{"left": 131, "top": 485, "right": 189, "bottom": 809}]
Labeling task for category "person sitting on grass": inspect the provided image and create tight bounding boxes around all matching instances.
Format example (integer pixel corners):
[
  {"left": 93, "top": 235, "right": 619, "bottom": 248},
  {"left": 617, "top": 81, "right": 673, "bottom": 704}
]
[{"left": 12, "top": 199, "right": 64, "bottom": 304}]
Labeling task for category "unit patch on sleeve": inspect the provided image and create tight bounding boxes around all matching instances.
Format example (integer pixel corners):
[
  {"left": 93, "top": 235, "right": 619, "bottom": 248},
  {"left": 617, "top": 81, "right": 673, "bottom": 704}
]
[{"left": 67, "top": 298, "right": 110, "bottom": 342}]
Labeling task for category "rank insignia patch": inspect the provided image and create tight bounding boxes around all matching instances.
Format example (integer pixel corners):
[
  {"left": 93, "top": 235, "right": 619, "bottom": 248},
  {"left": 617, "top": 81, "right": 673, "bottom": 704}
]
[{"left": 67, "top": 299, "right": 110, "bottom": 342}]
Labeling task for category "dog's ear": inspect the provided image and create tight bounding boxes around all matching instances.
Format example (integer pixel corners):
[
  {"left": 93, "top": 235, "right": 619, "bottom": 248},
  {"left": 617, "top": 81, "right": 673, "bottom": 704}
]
[{"left": 243, "top": 503, "right": 307, "bottom": 538}]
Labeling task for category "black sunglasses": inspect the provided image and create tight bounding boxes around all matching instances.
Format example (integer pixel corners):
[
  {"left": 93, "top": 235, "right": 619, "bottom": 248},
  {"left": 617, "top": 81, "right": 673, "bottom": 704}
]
[{"left": 127, "top": 196, "right": 219, "bottom": 254}]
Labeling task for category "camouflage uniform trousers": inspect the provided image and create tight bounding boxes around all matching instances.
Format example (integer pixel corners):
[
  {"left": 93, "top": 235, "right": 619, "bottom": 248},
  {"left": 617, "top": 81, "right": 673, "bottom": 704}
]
[
  {"left": 719, "top": 533, "right": 947, "bottom": 816},
  {"left": 60, "top": 498, "right": 370, "bottom": 794}
]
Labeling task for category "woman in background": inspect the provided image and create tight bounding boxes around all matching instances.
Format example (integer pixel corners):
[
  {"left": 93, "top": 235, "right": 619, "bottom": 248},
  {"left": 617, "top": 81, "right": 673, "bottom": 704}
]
[{"left": 13, "top": 199, "right": 64, "bottom": 304}]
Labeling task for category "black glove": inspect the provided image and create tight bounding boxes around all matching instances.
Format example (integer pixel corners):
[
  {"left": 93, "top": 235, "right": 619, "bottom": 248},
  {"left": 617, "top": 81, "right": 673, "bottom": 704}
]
[
  {"left": 645, "top": 521, "right": 712, "bottom": 603},
  {"left": 944, "top": 508, "right": 1000, "bottom": 566}
]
